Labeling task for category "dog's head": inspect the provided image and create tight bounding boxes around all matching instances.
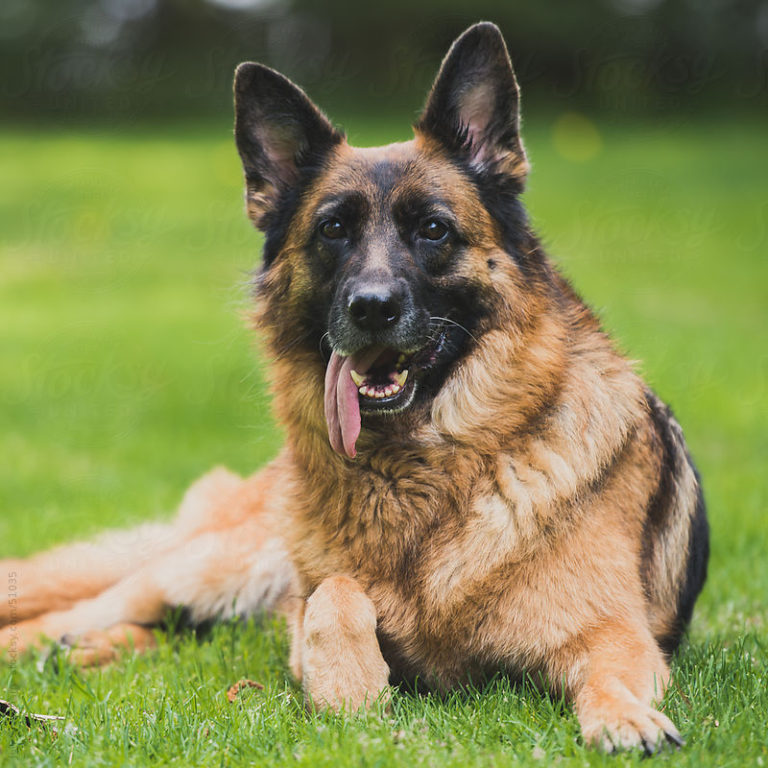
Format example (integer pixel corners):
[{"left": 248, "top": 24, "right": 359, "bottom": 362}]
[{"left": 235, "top": 23, "right": 548, "bottom": 458}]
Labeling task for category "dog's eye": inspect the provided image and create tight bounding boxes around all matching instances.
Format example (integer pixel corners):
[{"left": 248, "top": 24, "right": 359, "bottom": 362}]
[
  {"left": 319, "top": 218, "right": 347, "bottom": 240},
  {"left": 417, "top": 219, "right": 449, "bottom": 242}
]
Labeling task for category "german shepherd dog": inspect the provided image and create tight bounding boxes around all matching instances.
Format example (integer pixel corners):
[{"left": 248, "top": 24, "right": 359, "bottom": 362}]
[{"left": 1, "top": 23, "right": 708, "bottom": 753}]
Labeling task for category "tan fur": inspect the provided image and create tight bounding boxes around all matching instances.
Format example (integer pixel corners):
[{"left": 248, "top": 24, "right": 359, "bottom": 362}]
[{"left": 0, "top": 464, "right": 298, "bottom": 656}]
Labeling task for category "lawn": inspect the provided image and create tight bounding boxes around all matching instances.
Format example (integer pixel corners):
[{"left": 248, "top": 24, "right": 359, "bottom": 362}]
[{"left": 0, "top": 113, "right": 766, "bottom": 766}]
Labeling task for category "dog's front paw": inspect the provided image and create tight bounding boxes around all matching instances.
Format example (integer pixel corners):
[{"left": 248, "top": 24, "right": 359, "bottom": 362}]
[
  {"left": 301, "top": 576, "right": 390, "bottom": 713},
  {"left": 577, "top": 693, "right": 683, "bottom": 754}
]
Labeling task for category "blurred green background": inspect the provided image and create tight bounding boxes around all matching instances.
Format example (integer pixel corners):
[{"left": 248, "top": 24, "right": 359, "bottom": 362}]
[{"left": 0, "top": 3, "right": 767, "bottom": 764}]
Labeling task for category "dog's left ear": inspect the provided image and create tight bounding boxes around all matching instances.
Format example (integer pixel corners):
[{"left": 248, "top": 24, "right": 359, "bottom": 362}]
[
  {"left": 416, "top": 22, "right": 528, "bottom": 183},
  {"left": 234, "top": 63, "right": 343, "bottom": 230}
]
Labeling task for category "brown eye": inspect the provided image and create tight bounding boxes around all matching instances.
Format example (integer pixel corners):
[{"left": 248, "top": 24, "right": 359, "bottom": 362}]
[
  {"left": 319, "top": 218, "right": 347, "bottom": 240},
  {"left": 418, "top": 219, "right": 449, "bottom": 242}
]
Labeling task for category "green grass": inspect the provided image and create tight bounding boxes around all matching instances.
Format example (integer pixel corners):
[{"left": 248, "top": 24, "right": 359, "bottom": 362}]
[{"left": 1, "top": 114, "right": 766, "bottom": 766}]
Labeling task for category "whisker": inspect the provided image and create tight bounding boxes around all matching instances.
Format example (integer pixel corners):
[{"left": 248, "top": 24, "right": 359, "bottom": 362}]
[{"left": 429, "top": 316, "right": 480, "bottom": 344}]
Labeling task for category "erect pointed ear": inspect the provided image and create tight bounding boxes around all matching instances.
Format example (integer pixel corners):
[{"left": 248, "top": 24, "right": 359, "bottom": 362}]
[
  {"left": 234, "top": 63, "right": 343, "bottom": 230},
  {"left": 415, "top": 22, "right": 528, "bottom": 183}
]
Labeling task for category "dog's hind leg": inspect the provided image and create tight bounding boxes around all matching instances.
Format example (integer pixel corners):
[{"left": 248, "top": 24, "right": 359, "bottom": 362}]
[
  {"left": 0, "top": 521, "right": 181, "bottom": 629},
  {"left": 0, "top": 520, "right": 296, "bottom": 660},
  {"left": 0, "top": 467, "right": 246, "bottom": 628}
]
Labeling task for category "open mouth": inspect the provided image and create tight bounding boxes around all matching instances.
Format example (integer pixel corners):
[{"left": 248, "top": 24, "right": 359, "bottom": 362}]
[
  {"left": 351, "top": 348, "right": 414, "bottom": 407},
  {"left": 324, "top": 330, "right": 447, "bottom": 459}
]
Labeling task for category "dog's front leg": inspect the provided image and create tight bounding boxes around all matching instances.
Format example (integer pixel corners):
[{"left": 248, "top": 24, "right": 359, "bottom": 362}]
[
  {"left": 563, "top": 618, "right": 683, "bottom": 753},
  {"left": 298, "top": 575, "right": 390, "bottom": 712}
]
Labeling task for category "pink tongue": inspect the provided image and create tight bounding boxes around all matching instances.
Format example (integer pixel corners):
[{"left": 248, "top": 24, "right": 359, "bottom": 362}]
[{"left": 324, "top": 347, "right": 385, "bottom": 458}]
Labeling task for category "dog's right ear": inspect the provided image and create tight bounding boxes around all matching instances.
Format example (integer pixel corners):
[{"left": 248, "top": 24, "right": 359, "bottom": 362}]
[{"left": 234, "top": 63, "right": 342, "bottom": 230}]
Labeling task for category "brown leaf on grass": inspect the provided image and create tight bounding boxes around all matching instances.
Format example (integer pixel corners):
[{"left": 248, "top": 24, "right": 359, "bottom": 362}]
[
  {"left": 226, "top": 679, "right": 264, "bottom": 703},
  {"left": 0, "top": 699, "right": 65, "bottom": 727}
]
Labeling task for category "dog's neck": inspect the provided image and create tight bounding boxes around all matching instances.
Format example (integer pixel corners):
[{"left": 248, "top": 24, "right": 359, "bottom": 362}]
[{"left": 257, "top": 272, "right": 649, "bottom": 603}]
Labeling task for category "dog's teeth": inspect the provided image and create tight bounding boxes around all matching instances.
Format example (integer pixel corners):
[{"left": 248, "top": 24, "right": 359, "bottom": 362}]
[
  {"left": 358, "top": 377, "right": 406, "bottom": 400},
  {"left": 397, "top": 353, "right": 406, "bottom": 367},
  {"left": 350, "top": 370, "right": 365, "bottom": 387}
]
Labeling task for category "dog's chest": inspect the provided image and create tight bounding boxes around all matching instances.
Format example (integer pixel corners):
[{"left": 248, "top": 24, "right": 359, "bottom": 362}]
[{"left": 295, "top": 461, "right": 544, "bottom": 683}]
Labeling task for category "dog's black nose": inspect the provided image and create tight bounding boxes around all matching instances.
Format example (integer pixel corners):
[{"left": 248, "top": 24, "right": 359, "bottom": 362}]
[{"left": 348, "top": 287, "right": 401, "bottom": 332}]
